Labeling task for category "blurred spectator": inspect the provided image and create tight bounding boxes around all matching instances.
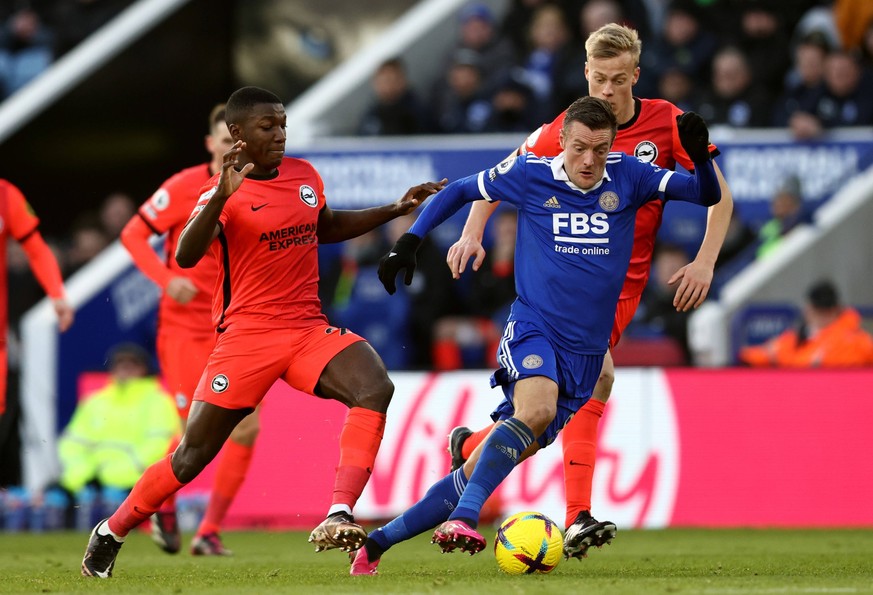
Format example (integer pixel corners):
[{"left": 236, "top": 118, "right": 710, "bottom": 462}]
[
  {"left": 772, "top": 31, "right": 830, "bottom": 127},
  {"left": 0, "top": 7, "right": 54, "bottom": 99},
  {"left": 447, "top": 2, "right": 516, "bottom": 97},
  {"left": 714, "top": 208, "right": 757, "bottom": 270},
  {"left": 432, "top": 209, "right": 517, "bottom": 369},
  {"left": 386, "top": 215, "right": 461, "bottom": 369},
  {"left": 756, "top": 175, "right": 808, "bottom": 259},
  {"left": 732, "top": 1, "right": 791, "bottom": 98},
  {"left": 515, "top": 3, "right": 571, "bottom": 121},
  {"left": 638, "top": 1, "right": 717, "bottom": 100},
  {"left": 358, "top": 58, "right": 430, "bottom": 136},
  {"left": 430, "top": 49, "right": 493, "bottom": 133},
  {"left": 99, "top": 191, "right": 135, "bottom": 240},
  {"left": 739, "top": 280, "right": 873, "bottom": 367},
  {"left": 56, "top": 342, "right": 180, "bottom": 513},
  {"left": 501, "top": 0, "right": 572, "bottom": 55},
  {"left": 634, "top": 242, "right": 693, "bottom": 362},
  {"left": 696, "top": 45, "right": 771, "bottom": 127},
  {"left": 791, "top": 0, "right": 841, "bottom": 51},
  {"left": 802, "top": 49, "right": 873, "bottom": 133},
  {"left": 657, "top": 67, "right": 700, "bottom": 112},
  {"left": 483, "top": 71, "right": 539, "bottom": 132},
  {"left": 66, "top": 213, "right": 109, "bottom": 274}
]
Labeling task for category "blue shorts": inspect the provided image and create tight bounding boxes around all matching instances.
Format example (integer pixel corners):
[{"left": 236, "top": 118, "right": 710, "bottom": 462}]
[{"left": 489, "top": 320, "right": 604, "bottom": 448}]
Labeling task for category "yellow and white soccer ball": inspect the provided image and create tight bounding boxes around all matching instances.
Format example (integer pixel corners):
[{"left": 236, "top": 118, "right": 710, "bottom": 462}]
[{"left": 493, "top": 511, "right": 563, "bottom": 575}]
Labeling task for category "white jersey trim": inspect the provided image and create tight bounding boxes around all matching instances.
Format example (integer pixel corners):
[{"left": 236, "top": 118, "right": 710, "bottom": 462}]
[
  {"left": 658, "top": 170, "right": 675, "bottom": 193},
  {"left": 477, "top": 170, "right": 494, "bottom": 201}
]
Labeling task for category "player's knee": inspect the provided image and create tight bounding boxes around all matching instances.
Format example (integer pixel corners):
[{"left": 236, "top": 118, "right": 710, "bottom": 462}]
[
  {"left": 171, "top": 448, "right": 209, "bottom": 484},
  {"left": 517, "top": 402, "right": 556, "bottom": 437},
  {"left": 353, "top": 374, "right": 394, "bottom": 412},
  {"left": 594, "top": 368, "right": 615, "bottom": 403}
]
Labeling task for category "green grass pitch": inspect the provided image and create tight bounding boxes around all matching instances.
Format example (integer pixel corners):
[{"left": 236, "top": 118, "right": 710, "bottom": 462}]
[{"left": 1, "top": 527, "right": 872, "bottom": 594}]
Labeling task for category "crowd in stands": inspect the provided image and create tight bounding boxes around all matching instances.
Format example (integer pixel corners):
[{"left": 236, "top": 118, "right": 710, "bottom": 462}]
[
  {"left": 0, "top": 0, "right": 131, "bottom": 99},
  {"left": 358, "top": 0, "right": 873, "bottom": 137},
  {"left": 6, "top": 0, "right": 873, "bottom": 372}
]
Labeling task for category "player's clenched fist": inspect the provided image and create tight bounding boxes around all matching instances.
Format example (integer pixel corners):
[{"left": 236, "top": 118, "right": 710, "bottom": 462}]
[
  {"left": 378, "top": 233, "right": 423, "bottom": 294},
  {"left": 676, "top": 112, "right": 711, "bottom": 163}
]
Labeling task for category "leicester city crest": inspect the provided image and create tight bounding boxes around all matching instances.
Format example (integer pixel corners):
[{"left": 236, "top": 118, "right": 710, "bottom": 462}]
[
  {"left": 522, "top": 354, "right": 543, "bottom": 369},
  {"left": 598, "top": 191, "right": 619, "bottom": 212}
]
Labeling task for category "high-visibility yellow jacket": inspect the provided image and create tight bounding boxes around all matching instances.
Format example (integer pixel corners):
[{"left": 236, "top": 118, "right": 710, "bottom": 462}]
[{"left": 58, "top": 377, "right": 181, "bottom": 493}]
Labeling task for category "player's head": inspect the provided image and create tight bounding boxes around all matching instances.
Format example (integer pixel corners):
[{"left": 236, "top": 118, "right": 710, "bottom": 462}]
[
  {"left": 225, "top": 86, "right": 287, "bottom": 173},
  {"left": 584, "top": 23, "right": 641, "bottom": 124},
  {"left": 559, "top": 96, "right": 617, "bottom": 190},
  {"left": 205, "top": 103, "right": 233, "bottom": 173}
]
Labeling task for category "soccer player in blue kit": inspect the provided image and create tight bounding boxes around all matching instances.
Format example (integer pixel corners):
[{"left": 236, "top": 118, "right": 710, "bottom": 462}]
[{"left": 351, "top": 96, "right": 721, "bottom": 575}]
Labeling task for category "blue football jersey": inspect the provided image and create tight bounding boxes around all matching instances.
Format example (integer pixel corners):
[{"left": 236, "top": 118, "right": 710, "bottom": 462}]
[{"left": 408, "top": 150, "right": 719, "bottom": 354}]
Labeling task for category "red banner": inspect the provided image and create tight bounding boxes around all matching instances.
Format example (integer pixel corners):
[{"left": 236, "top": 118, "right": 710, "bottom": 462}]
[{"left": 80, "top": 369, "right": 873, "bottom": 529}]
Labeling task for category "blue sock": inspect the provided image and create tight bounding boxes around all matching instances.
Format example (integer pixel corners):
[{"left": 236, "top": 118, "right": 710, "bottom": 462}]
[
  {"left": 367, "top": 468, "right": 468, "bottom": 558},
  {"left": 450, "top": 417, "right": 534, "bottom": 527}
]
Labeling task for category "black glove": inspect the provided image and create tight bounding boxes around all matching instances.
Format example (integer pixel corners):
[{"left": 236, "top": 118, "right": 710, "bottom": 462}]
[
  {"left": 378, "top": 233, "right": 423, "bottom": 295},
  {"left": 676, "top": 112, "right": 711, "bottom": 163}
]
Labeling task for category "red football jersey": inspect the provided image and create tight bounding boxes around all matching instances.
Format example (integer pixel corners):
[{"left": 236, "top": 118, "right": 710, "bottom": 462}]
[
  {"left": 192, "top": 157, "right": 329, "bottom": 330},
  {"left": 136, "top": 164, "right": 218, "bottom": 335},
  {"left": 521, "top": 97, "right": 714, "bottom": 298},
  {"left": 0, "top": 180, "right": 41, "bottom": 333}
]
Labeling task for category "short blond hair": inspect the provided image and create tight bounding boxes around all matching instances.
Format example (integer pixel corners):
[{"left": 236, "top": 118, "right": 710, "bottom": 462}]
[{"left": 585, "top": 23, "right": 641, "bottom": 65}]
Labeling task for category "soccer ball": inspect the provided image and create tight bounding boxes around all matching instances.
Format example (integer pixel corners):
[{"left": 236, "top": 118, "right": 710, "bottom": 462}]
[{"left": 493, "top": 511, "right": 563, "bottom": 575}]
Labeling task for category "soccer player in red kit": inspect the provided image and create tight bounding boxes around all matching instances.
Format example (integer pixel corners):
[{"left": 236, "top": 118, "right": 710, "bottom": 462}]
[
  {"left": 81, "top": 86, "right": 446, "bottom": 578},
  {"left": 445, "top": 23, "right": 734, "bottom": 559},
  {"left": 0, "top": 179, "right": 73, "bottom": 415},
  {"left": 120, "top": 104, "right": 260, "bottom": 556}
]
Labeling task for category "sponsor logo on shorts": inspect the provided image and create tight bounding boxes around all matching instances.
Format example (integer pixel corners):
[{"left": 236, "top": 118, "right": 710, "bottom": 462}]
[
  {"left": 598, "top": 191, "right": 619, "bottom": 212},
  {"left": 175, "top": 392, "right": 188, "bottom": 410},
  {"left": 211, "top": 374, "right": 229, "bottom": 393},
  {"left": 300, "top": 185, "right": 318, "bottom": 207},
  {"left": 522, "top": 354, "right": 543, "bottom": 369}
]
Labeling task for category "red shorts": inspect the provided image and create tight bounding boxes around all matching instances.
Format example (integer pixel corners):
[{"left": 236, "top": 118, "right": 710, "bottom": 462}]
[
  {"left": 194, "top": 322, "right": 364, "bottom": 410},
  {"left": 610, "top": 293, "right": 643, "bottom": 348},
  {"left": 157, "top": 329, "right": 216, "bottom": 418}
]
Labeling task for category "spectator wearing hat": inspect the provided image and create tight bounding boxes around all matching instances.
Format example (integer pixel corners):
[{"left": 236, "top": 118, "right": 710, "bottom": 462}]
[
  {"left": 445, "top": 2, "right": 516, "bottom": 97},
  {"left": 739, "top": 280, "right": 873, "bottom": 367},
  {"left": 56, "top": 343, "right": 181, "bottom": 506}
]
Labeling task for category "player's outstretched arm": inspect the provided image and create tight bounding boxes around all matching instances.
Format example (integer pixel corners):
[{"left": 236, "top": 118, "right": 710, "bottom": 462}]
[
  {"left": 120, "top": 215, "right": 197, "bottom": 304},
  {"left": 446, "top": 199, "right": 500, "bottom": 279},
  {"left": 20, "top": 231, "right": 74, "bottom": 331},
  {"left": 317, "top": 179, "right": 446, "bottom": 244},
  {"left": 379, "top": 174, "right": 484, "bottom": 294},
  {"left": 669, "top": 162, "right": 734, "bottom": 312},
  {"left": 176, "top": 141, "right": 250, "bottom": 268}
]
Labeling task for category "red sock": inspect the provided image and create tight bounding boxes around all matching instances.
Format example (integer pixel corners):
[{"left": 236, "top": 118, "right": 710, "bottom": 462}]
[
  {"left": 562, "top": 399, "right": 605, "bottom": 528},
  {"left": 460, "top": 424, "right": 496, "bottom": 460},
  {"left": 158, "top": 435, "right": 182, "bottom": 514},
  {"left": 108, "top": 454, "right": 185, "bottom": 536},
  {"left": 333, "top": 407, "right": 386, "bottom": 511},
  {"left": 433, "top": 338, "right": 462, "bottom": 370},
  {"left": 197, "top": 439, "right": 255, "bottom": 536}
]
